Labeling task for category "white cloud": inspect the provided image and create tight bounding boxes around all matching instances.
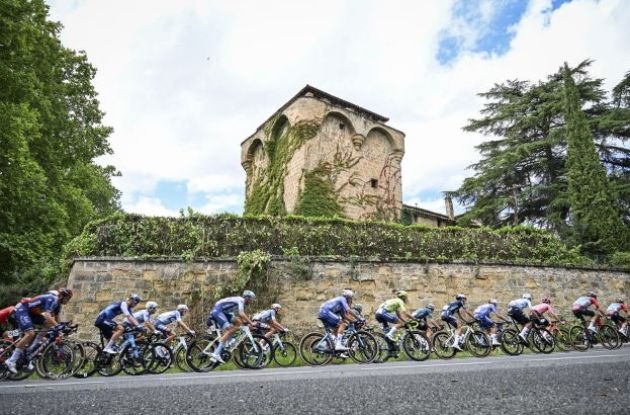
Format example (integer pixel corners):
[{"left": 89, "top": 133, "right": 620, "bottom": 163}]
[
  {"left": 46, "top": 0, "right": 630, "bottom": 216},
  {"left": 124, "top": 197, "right": 179, "bottom": 217}
]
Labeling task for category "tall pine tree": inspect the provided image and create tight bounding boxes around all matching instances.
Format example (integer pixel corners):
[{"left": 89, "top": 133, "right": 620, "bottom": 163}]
[{"left": 563, "top": 64, "right": 625, "bottom": 255}]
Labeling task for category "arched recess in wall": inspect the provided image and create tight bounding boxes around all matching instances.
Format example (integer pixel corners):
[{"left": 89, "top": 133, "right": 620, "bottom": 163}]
[
  {"left": 269, "top": 115, "right": 290, "bottom": 159},
  {"left": 246, "top": 138, "right": 266, "bottom": 181},
  {"left": 363, "top": 127, "right": 394, "bottom": 161},
  {"left": 320, "top": 111, "right": 355, "bottom": 150}
]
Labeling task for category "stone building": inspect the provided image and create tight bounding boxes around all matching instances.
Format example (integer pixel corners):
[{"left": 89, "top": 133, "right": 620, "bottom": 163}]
[{"left": 240, "top": 85, "right": 453, "bottom": 225}]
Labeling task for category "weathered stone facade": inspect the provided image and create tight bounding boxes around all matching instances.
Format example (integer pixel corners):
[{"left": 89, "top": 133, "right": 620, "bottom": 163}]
[
  {"left": 241, "top": 85, "right": 405, "bottom": 221},
  {"left": 64, "top": 257, "right": 630, "bottom": 336}
]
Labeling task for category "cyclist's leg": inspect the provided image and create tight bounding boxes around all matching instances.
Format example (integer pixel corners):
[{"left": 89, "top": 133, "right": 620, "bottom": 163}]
[{"left": 5, "top": 306, "right": 35, "bottom": 371}]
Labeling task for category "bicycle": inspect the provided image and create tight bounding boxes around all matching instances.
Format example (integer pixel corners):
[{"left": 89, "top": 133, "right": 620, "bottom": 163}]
[
  {"left": 186, "top": 323, "right": 272, "bottom": 372},
  {"left": 299, "top": 320, "right": 377, "bottom": 366},
  {"left": 498, "top": 317, "right": 555, "bottom": 356},
  {"left": 93, "top": 326, "right": 152, "bottom": 376},
  {"left": 569, "top": 316, "right": 620, "bottom": 351},
  {"left": 547, "top": 320, "right": 571, "bottom": 352},
  {"left": 138, "top": 332, "right": 174, "bottom": 375},
  {"left": 432, "top": 320, "right": 491, "bottom": 359},
  {"left": 373, "top": 319, "right": 431, "bottom": 363},
  {"left": 267, "top": 331, "right": 298, "bottom": 367}
]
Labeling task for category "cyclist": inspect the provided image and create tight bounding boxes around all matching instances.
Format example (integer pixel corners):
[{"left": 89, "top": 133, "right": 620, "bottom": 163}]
[
  {"left": 572, "top": 292, "right": 602, "bottom": 332},
  {"left": 375, "top": 290, "right": 414, "bottom": 341},
  {"left": 318, "top": 289, "right": 357, "bottom": 351},
  {"left": 507, "top": 293, "right": 533, "bottom": 341},
  {"left": 3, "top": 289, "right": 73, "bottom": 374},
  {"left": 473, "top": 299, "right": 505, "bottom": 346},
  {"left": 412, "top": 303, "right": 439, "bottom": 338},
  {"left": 207, "top": 290, "right": 256, "bottom": 363},
  {"left": 440, "top": 294, "right": 474, "bottom": 351},
  {"left": 252, "top": 303, "right": 287, "bottom": 339},
  {"left": 530, "top": 297, "right": 561, "bottom": 327},
  {"left": 606, "top": 298, "right": 628, "bottom": 336},
  {"left": 0, "top": 305, "right": 17, "bottom": 340},
  {"left": 350, "top": 303, "right": 366, "bottom": 321},
  {"left": 94, "top": 294, "right": 142, "bottom": 354},
  {"left": 155, "top": 304, "right": 195, "bottom": 344},
  {"left": 124, "top": 301, "right": 159, "bottom": 332}
]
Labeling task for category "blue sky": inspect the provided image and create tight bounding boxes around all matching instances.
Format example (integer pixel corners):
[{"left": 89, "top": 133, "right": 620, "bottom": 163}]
[{"left": 48, "top": 0, "right": 628, "bottom": 217}]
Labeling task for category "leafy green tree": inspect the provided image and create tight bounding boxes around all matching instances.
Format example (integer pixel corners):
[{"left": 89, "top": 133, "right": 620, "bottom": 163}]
[
  {"left": 562, "top": 64, "right": 626, "bottom": 254},
  {"left": 453, "top": 60, "right": 629, "bottom": 248},
  {"left": 0, "top": 0, "right": 120, "bottom": 294}
]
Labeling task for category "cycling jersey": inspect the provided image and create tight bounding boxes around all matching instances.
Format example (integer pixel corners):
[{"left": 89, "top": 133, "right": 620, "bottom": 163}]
[
  {"left": 253, "top": 309, "right": 277, "bottom": 324},
  {"left": 96, "top": 301, "right": 133, "bottom": 321},
  {"left": 319, "top": 297, "right": 350, "bottom": 316},
  {"left": 379, "top": 298, "right": 406, "bottom": 313},
  {"left": 607, "top": 303, "right": 627, "bottom": 314},
  {"left": 532, "top": 303, "right": 555, "bottom": 315},
  {"left": 155, "top": 310, "right": 182, "bottom": 326},
  {"left": 442, "top": 300, "right": 465, "bottom": 317},
  {"left": 213, "top": 297, "right": 246, "bottom": 315},
  {"left": 133, "top": 310, "right": 153, "bottom": 325},
  {"left": 473, "top": 303, "right": 496, "bottom": 319},
  {"left": 572, "top": 296, "right": 599, "bottom": 311},
  {"left": 412, "top": 307, "right": 433, "bottom": 320},
  {"left": 507, "top": 299, "right": 531, "bottom": 311},
  {"left": 0, "top": 306, "right": 15, "bottom": 326},
  {"left": 22, "top": 294, "right": 59, "bottom": 315}
]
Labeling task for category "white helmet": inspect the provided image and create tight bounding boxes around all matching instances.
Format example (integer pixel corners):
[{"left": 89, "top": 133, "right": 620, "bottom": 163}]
[
  {"left": 489, "top": 299, "right": 498, "bottom": 306},
  {"left": 271, "top": 303, "right": 282, "bottom": 310},
  {"left": 522, "top": 293, "right": 532, "bottom": 301},
  {"left": 342, "top": 289, "right": 354, "bottom": 298},
  {"left": 146, "top": 301, "right": 158, "bottom": 311},
  {"left": 177, "top": 304, "right": 189, "bottom": 312}
]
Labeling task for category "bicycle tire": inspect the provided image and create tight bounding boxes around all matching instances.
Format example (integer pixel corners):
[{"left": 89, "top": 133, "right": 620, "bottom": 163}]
[
  {"left": 273, "top": 341, "right": 297, "bottom": 367},
  {"left": 68, "top": 341, "right": 86, "bottom": 377},
  {"left": 432, "top": 331, "right": 456, "bottom": 359},
  {"left": 347, "top": 331, "right": 377, "bottom": 363},
  {"left": 96, "top": 351, "right": 122, "bottom": 377},
  {"left": 299, "top": 332, "right": 333, "bottom": 366},
  {"left": 466, "top": 330, "right": 492, "bottom": 357},
  {"left": 372, "top": 332, "right": 393, "bottom": 363},
  {"left": 186, "top": 337, "right": 219, "bottom": 372},
  {"left": 531, "top": 328, "right": 555, "bottom": 354},
  {"left": 0, "top": 340, "right": 12, "bottom": 380},
  {"left": 598, "top": 325, "right": 620, "bottom": 350},
  {"left": 174, "top": 346, "right": 192, "bottom": 372},
  {"left": 552, "top": 328, "right": 571, "bottom": 352},
  {"left": 73, "top": 341, "right": 100, "bottom": 378},
  {"left": 39, "top": 341, "right": 75, "bottom": 379},
  {"left": 238, "top": 334, "right": 273, "bottom": 369},
  {"left": 147, "top": 342, "right": 173, "bottom": 374},
  {"left": 499, "top": 329, "right": 523, "bottom": 356},
  {"left": 402, "top": 330, "right": 431, "bottom": 361},
  {"left": 568, "top": 325, "right": 589, "bottom": 352},
  {"left": 120, "top": 345, "right": 148, "bottom": 376}
]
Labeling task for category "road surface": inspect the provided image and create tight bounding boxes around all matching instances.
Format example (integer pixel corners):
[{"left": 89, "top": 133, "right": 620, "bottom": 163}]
[{"left": 1, "top": 347, "right": 629, "bottom": 414}]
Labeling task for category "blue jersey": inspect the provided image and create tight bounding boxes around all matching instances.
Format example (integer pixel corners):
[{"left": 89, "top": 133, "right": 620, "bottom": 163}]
[
  {"left": 320, "top": 297, "right": 350, "bottom": 316},
  {"left": 98, "top": 301, "right": 133, "bottom": 320},
  {"left": 412, "top": 307, "right": 433, "bottom": 320},
  {"left": 443, "top": 300, "right": 465, "bottom": 316},
  {"left": 474, "top": 303, "right": 496, "bottom": 319},
  {"left": 213, "top": 297, "right": 245, "bottom": 314},
  {"left": 155, "top": 310, "right": 182, "bottom": 326},
  {"left": 23, "top": 294, "right": 58, "bottom": 315}
]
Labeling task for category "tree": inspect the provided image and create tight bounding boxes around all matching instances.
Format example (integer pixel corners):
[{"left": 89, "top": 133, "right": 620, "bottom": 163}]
[
  {"left": 562, "top": 64, "right": 626, "bottom": 254},
  {"left": 453, "top": 60, "right": 629, "bottom": 248},
  {"left": 0, "top": 0, "right": 120, "bottom": 293}
]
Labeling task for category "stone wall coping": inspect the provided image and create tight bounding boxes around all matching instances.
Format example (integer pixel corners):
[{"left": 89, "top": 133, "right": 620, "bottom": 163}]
[{"left": 70, "top": 256, "right": 629, "bottom": 274}]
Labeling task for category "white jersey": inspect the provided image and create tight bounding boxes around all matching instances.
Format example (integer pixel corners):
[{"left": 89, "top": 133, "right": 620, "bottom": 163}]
[
  {"left": 132, "top": 309, "right": 153, "bottom": 325},
  {"left": 507, "top": 299, "right": 531, "bottom": 311},
  {"left": 155, "top": 310, "right": 182, "bottom": 326},
  {"left": 253, "top": 309, "right": 277, "bottom": 324}
]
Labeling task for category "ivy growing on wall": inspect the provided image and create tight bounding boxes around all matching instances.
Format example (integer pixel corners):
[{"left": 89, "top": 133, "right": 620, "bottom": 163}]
[
  {"left": 245, "top": 117, "right": 320, "bottom": 215},
  {"left": 295, "top": 165, "right": 344, "bottom": 217}
]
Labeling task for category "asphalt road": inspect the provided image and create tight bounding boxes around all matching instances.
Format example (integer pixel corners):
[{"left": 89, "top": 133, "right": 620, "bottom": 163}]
[{"left": 1, "top": 348, "right": 629, "bottom": 415}]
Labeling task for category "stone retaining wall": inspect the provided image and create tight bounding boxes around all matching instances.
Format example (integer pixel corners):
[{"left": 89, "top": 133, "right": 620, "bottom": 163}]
[{"left": 63, "top": 257, "right": 630, "bottom": 336}]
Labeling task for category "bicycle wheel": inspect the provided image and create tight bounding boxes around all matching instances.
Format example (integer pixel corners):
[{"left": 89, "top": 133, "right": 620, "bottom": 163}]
[
  {"left": 553, "top": 328, "right": 571, "bottom": 352},
  {"left": 568, "top": 325, "right": 589, "bottom": 352},
  {"left": 499, "top": 329, "right": 523, "bottom": 356},
  {"left": 120, "top": 346, "right": 148, "bottom": 376},
  {"left": 68, "top": 341, "right": 86, "bottom": 377},
  {"left": 148, "top": 342, "right": 173, "bottom": 374},
  {"left": 372, "top": 332, "right": 392, "bottom": 363},
  {"left": 402, "top": 330, "right": 431, "bottom": 361},
  {"left": 39, "top": 341, "right": 75, "bottom": 379},
  {"left": 299, "top": 332, "right": 333, "bottom": 366},
  {"left": 175, "top": 346, "right": 192, "bottom": 372},
  {"left": 73, "top": 341, "right": 99, "bottom": 378},
  {"left": 238, "top": 334, "right": 273, "bottom": 369},
  {"left": 531, "top": 329, "right": 555, "bottom": 354},
  {"left": 273, "top": 341, "right": 297, "bottom": 367},
  {"left": 432, "top": 331, "right": 456, "bottom": 359},
  {"left": 347, "top": 331, "right": 377, "bottom": 363},
  {"left": 466, "top": 330, "right": 492, "bottom": 357},
  {"left": 598, "top": 325, "right": 620, "bottom": 350},
  {"left": 0, "top": 340, "right": 15, "bottom": 380},
  {"left": 96, "top": 352, "right": 122, "bottom": 377},
  {"left": 186, "top": 337, "right": 219, "bottom": 372}
]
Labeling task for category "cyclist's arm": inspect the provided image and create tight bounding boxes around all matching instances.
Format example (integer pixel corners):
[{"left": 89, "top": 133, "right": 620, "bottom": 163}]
[
  {"left": 41, "top": 311, "right": 58, "bottom": 328},
  {"left": 177, "top": 320, "right": 193, "bottom": 333},
  {"left": 144, "top": 321, "right": 156, "bottom": 332},
  {"left": 239, "top": 311, "right": 253, "bottom": 326},
  {"left": 400, "top": 310, "right": 414, "bottom": 322},
  {"left": 121, "top": 303, "right": 139, "bottom": 326},
  {"left": 270, "top": 320, "right": 285, "bottom": 331},
  {"left": 343, "top": 310, "right": 357, "bottom": 323}
]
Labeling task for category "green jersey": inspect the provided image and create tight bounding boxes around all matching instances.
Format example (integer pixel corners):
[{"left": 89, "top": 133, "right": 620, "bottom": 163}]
[{"left": 380, "top": 298, "right": 406, "bottom": 313}]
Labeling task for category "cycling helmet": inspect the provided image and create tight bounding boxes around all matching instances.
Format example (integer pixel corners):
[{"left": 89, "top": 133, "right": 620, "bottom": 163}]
[
  {"left": 426, "top": 304, "right": 435, "bottom": 311},
  {"left": 59, "top": 288, "right": 73, "bottom": 299},
  {"left": 352, "top": 304, "right": 363, "bottom": 315},
  {"left": 522, "top": 293, "right": 532, "bottom": 301},
  {"left": 271, "top": 303, "right": 282, "bottom": 311},
  {"left": 342, "top": 289, "right": 354, "bottom": 298},
  {"left": 243, "top": 290, "right": 256, "bottom": 299},
  {"left": 177, "top": 304, "right": 189, "bottom": 312},
  {"left": 456, "top": 294, "right": 466, "bottom": 301},
  {"left": 397, "top": 290, "right": 408, "bottom": 300},
  {"left": 129, "top": 293, "right": 142, "bottom": 303},
  {"left": 588, "top": 291, "right": 597, "bottom": 299},
  {"left": 616, "top": 298, "right": 625, "bottom": 304},
  {"left": 541, "top": 297, "right": 551, "bottom": 304},
  {"left": 489, "top": 299, "right": 498, "bottom": 306},
  {"left": 146, "top": 301, "right": 158, "bottom": 311},
  {"left": 48, "top": 290, "right": 59, "bottom": 296}
]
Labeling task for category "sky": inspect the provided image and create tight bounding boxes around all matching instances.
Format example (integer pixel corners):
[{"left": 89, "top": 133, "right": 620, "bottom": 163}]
[{"left": 47, "top": 0, "right": 630, "bottom": 217}]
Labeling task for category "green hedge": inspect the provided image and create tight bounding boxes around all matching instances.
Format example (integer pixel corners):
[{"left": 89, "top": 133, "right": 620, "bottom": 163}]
[{"left": 63, "top": 212, "right": 595, "bottom": 266}]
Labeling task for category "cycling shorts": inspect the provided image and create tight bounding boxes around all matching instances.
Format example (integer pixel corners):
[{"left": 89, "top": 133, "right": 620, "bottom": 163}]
[
  {"left": 416, "top": 319, "right": 428, "bottom": 331},
  {"left": 318, "top": 309, "right": 342, "bottom": 329},
  {"left": 14, "top": 304, "right": 34, "bottom": 332},
  {"left": 375, "top": 311, "right": 398, "bottom": 326},
  {"left": 95, "top": 319, "right": 118, "bottom": 340},
  {"left": 441, "top": 313, "right": 458, "bottom": 329},
  {"left": 154, "top": 322, "right": 173, "bottom": 335},
  {"left": 608, "top": 312, "right": 626, "bottom": 324},
  {"left": 572, "top": 308, "right": 594, "bottom": 321},
  {"left": 210, "top": 309, "right": 235, "bottom": 330},
  {"left": 508, "top": 307, "right": 530, "bottom": 325},
  {"left": 475, "top": 315, "right": 494, "bottom": 329}
]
